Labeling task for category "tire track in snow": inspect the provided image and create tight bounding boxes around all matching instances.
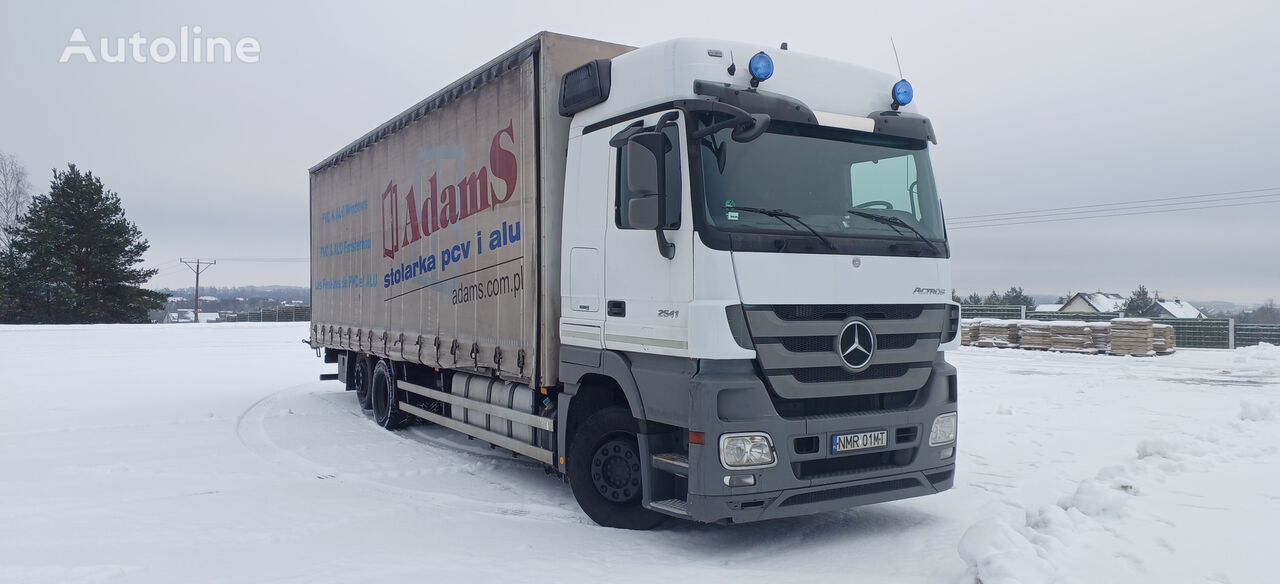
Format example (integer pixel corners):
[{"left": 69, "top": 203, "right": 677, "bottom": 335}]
[
  {"left": 234, "top": 381, "right": 584, "bottom": 525},
  {"left": 956, "top": 398, "right": 1279, "bottom": 584}
]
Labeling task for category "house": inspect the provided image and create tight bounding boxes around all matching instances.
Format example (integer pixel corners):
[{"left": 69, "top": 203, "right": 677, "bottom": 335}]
[
  {"left": 1056, "top": 292, "right": 1205, "bottom": 318},
  {"left": 1060, "top": 292, "right": 1126, "bottom": 313},
  {"left": 1153, "top": 298, "right": 1205, "bottom": 319},
  {"left": 160, "top": 309, "right": 221, "bottom": 323}
]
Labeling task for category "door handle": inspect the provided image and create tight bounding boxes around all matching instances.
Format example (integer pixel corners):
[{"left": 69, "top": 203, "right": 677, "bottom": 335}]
[{"left": 607, "top": 301, "right": 626, "bottom": 317}]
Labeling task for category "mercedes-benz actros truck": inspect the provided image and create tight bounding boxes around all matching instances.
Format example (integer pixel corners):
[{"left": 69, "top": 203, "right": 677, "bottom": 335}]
[{"left": 309, "top": 32, "right": 959, "bottom": 529}]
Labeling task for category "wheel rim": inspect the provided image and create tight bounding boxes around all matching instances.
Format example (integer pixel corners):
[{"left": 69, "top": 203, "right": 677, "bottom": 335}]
[
  {"left": 354, "top": 362, "right": 369, "bottom": 400},
  {"left": 590, "top": 436, "right": 642, "bottom": 504}
]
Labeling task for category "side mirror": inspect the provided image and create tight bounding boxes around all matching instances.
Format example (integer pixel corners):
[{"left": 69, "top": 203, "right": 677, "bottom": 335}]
[
  {"left": 626, "top": 196, "right": 662, "bottom": 230},
  {"left": 625, "top": 131, "right": 665, "bottom": 196},
  {"left": 623, "top": 130, "right": 676, "bottom": 260}
]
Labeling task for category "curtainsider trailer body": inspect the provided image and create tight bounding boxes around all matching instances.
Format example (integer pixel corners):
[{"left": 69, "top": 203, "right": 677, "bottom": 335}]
[{"left": 310, "top": 31, "right": 960, "bottom": 528}]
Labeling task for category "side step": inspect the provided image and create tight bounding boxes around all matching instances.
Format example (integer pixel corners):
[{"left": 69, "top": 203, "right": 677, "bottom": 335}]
[
  {"left": 649, "top": 498, "right": 690, "bottom": 517},
  {"left": 651, "top": 452, "right": 689, "bottom": 476}
]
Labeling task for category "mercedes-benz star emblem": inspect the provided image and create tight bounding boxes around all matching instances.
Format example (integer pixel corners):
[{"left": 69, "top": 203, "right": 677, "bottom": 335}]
[{"left": 836, "top": 320, "right": 875, "bottom": 370}]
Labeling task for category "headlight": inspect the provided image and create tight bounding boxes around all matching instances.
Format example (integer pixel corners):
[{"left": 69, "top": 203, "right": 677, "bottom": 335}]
[
  {"left": 719, "top": 432, "right": 776, "bottom": 469},
  {"left": 929, "top": 413, "right": 957, "bottom": 446}
]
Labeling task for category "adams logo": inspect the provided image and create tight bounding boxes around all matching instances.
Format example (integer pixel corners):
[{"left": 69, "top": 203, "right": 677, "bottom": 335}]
[{"left": 381, "top": 122, "right": 519, "bottom": 259}]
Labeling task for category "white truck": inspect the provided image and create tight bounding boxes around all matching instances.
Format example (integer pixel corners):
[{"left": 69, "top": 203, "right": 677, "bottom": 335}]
[{"left": 309, "top": 32, "right": 959, "bottom": 529}]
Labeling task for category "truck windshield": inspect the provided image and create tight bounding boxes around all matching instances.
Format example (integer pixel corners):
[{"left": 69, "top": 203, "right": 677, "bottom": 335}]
[{"left": 692, "top": 113, "right": 947, "bottom": 257}]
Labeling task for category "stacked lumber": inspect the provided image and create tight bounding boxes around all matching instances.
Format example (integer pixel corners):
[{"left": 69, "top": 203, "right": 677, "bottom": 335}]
[
  {"left": 974, "top": 320, "right": 1021, "bottom": 348},
  {"left": 960, "top": 319, "right": 984, "bottom": 346},
  {"left": 1018, "top": 321, "right": 1052, "bottom": 350},
  {"left": 1049, "top": 322, "right": 1097, "bottom": 353},
  {"left": 1110, "top": 318, "right": 1155, "bottom": 356},
  {"left": 1152, "top": 324, "right": 1177, "bottom": 355},
  {"left": 1087, "top": 322, "right": 1111, "bottom": 353}
]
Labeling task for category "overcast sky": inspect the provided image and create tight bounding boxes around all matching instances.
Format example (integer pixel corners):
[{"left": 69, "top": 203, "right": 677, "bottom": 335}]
[{"left": 2, "top": 0, "right": 1277, "bottom": 304}]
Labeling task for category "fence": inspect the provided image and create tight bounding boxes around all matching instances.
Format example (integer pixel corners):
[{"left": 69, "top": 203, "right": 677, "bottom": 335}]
[
  {"left": 959, "top": 305, "right": 1025, "bottom": 320},
  {"left": 1149, "top": 318, "right": 1232, "bottom": 349},
  {"left": 1236, "top": 324, "right": 1280, "bottom": 347},
  {"left": 960, "top": 306, "right": 1280, "bottom": 349},
  {"left": 220, "top": 305, "right": 312, "bottom": 323}
]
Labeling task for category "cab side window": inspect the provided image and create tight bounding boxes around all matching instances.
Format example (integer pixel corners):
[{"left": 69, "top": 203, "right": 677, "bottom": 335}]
[{"left": 616, "top": 124, "right": 681, "bottom": 229}]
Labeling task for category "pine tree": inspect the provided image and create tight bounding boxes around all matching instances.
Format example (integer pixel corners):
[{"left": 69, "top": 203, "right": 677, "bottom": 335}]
[
  {"left": 999, "top": 286, "right": 1037, "bottom": 309},
  {"left": 3, "top": 165, "right": 165, "bottom": 323},
  {"left": 1121, "top": 284, "right": 1160, "bottom": 318},
  {"left": 0, "top": 244, "right": 32, "bottom": 321},
  {"left": 964, "top": 292, "right": 984, "bottom": 305}
]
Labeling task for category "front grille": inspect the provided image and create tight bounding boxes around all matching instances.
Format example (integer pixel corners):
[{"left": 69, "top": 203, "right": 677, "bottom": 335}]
[
  {"left": 777, "top": 336, "right": 834, "bottom": 353},
  {"left": 743, "top": 303, "right": 947, "bottom": 413},
  {"left": 772, "top": 389, "right": 917, "bottom": 419},
  {"left": 786, "top": 363, "right": 916, "bottom": 384},
  {"left": 794, "top": 447, "right": 916, "bottom": 480},
  {"left": 771, "top": 304, "right": 927, "bottom": 322},
  {"left": 776, "top": 333, "right": 933, "bottom": 353},
  {"left": 778, "top": 478, "right": 922, "bottom": 507},
  {"left": 768, "top": 386, "right": 921, "bottom": 420}
]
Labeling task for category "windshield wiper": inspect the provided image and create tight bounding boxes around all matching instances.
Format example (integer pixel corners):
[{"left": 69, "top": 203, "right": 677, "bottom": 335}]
[
  {"left": 847, "top": 210, "right": 943, "bottom": 256},
  {"left": 727, "top": 206, "right": 837, "bottom": 251}
]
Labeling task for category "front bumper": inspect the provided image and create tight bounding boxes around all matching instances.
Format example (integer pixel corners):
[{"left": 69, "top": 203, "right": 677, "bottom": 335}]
[
  {"left": 687, "top": 465, "right": 954, "bottom": 523},
  {"left": 652, "top": 354, "right": 957, "bottom": 524}
]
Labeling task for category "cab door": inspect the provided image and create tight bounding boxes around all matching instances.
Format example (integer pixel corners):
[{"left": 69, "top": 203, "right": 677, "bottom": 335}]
[{"left": 602, "top": 111, "right": 694, "bottom": 356}]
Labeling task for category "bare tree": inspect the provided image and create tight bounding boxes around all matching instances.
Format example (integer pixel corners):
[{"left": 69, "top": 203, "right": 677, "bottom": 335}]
[{"left": 0, "top": 152, "right": 31, "bottom": 248}]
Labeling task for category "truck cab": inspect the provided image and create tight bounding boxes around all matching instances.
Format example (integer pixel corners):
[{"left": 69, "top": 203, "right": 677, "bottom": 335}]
[{"left": 556, "top": 39, "right": 959, "bottom": 525}]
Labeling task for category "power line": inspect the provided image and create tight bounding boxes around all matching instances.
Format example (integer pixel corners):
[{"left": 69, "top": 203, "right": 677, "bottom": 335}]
[
  {"left": 952, "top": 198, "right": 1280, "bottom": 230},
  {"left": 950, "top": 186, "right": 1280, "bottom": 222},
  {"left": 208, "top": 257, "right": 308, "bottom": 263},
  {"left": 951, "top": 192, "right": 1280, "bottom": 227}
]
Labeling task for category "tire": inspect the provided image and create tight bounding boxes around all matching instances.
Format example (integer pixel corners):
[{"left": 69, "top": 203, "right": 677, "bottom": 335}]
[
  {"left": 371, "top": 359, "right": 411, "bottom": 429},
  {"left": 350, "top": 354, "right": 373, "bottom": 411},
  {"left": 567, "top": 407, "right": 667, "bottom": 530}
]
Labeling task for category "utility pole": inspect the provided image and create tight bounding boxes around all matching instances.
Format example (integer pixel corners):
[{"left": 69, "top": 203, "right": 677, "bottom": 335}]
[{"left": 181, "top": 258, "right": 216, "bottom": 324}]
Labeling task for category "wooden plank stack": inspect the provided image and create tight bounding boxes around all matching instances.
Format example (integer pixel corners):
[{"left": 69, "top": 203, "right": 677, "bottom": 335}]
[
  {"left": 960, "top": 319, "right": 984, "bottom": 346},
  {"left": 1152, "top": 324, "right": 1176, "bottom": 355},
  {"left": 974, "top": 320, "right": 1021, "bottom": 348},
  {"left": 1087, "top": 322, "right": 1111, "bottom": 353},
  {"left": 1018, "top": 321, "right": 1052, "bottom": 350},
  {"left": 1049, "top": 322, "right": 1097, "bottom": 353},
  {"left": 1110, "top": 318, "right": 1155, "bottom": 356}
]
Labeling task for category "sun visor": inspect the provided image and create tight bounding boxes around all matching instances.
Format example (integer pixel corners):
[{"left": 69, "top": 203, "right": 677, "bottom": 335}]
[
  {"left": 868, "top": 110, "right": 937, "bottom": 144},
  {"left": 693, "top": 80, "right": 817, "bottom": 124}
]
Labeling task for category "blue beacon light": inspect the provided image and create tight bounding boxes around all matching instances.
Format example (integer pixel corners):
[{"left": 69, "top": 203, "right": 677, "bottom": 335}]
[
  {"left": 892, "top": 79, "right": 913, "bottom": 109},
  {"left": 748, "top": 52, "right": 774, "bottom": 87}
]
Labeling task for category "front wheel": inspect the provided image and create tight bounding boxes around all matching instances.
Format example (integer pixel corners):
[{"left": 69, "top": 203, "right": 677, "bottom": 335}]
[{"left": 567, "top": 407, "right": 667, "bottom": 530}]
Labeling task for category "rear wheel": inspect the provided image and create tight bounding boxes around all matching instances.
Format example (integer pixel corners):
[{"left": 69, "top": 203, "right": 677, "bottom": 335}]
[
  {"left": 371, "top": 359, "right": 411, "bottom": 429},
  {"left": 568, "top": 407, "right": 667, "bottom": 530},
  {"left": 349, "top": 354, "right": 373, "bottom": 411}
]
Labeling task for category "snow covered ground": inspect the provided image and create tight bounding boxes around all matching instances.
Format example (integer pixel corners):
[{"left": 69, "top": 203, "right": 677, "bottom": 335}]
[{"left": 1, "top": 323, "right": 1277, "bottom": 584}]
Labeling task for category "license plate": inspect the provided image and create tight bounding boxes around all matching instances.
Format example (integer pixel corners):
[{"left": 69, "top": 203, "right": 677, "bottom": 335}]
[{"left": 832, "top": 430, "right": 888, "bottom": 453}]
